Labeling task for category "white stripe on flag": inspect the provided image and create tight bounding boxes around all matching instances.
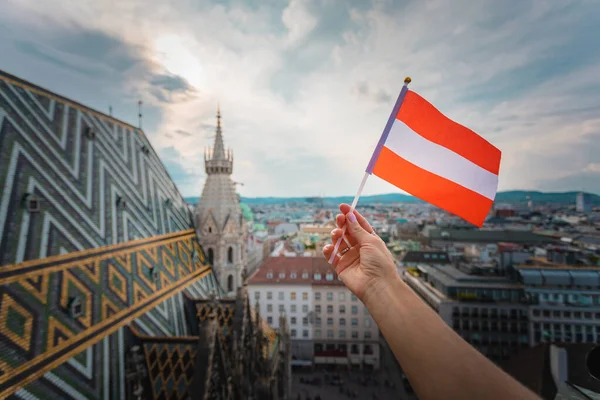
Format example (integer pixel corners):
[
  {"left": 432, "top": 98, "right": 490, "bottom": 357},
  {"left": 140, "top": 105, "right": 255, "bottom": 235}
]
[{"left": 384, "top": 120, "right": 499, "bottom": 200}]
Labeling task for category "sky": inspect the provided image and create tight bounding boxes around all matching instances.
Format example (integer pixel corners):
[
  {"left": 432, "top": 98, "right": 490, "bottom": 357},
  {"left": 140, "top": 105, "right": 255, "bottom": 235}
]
[{"left": 1, "top": 0, "right": 599, "bottom": 198}]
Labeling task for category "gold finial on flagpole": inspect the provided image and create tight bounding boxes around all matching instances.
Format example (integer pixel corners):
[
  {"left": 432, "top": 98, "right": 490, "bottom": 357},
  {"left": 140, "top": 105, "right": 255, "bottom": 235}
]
[{"left": 404, "top": 76, "right": 412, "bottom": 84}]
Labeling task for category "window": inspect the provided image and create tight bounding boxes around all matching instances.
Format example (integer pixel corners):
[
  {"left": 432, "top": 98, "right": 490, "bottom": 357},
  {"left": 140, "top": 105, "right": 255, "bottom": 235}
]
[
  {"left": 315, "top": 292, "right": 321, "bottom": 300},
  {"left": 351, "top": 306, "right": 358, "bottom": 314},
  {"left": 351, "top": 318, "right": 358, "bottom": 326},
  {"left": 327, "top": 330, "right": 334, "bottom": 338},
  {"left": 365, "top": 331, "right": 372, "bottom": 339},
  {"left": 364, "top": 344, "right": 373, "bottom": 355},
  {"left": 352, "top": 331, "right": 358, "bottom": 339},
  {"left": 254, "top": 292, "right": 260, "bottom": 300},
  {"left": 303, "top": 330, "right": 309, "bottom": 338},
  {"left": 291, "top": 329, "right": 297, "bottom": 337},
  {"left": 315, "top": 330, "right": 321, "bottom": 338},
  {"left": 267, "top": 305, "right": 273, "bottom": 312},
  {"left": 315, "top": 318, "right": 321, "bottom": 326},
  {"left": 315, "top": 305, "right": 321, "bottom": 313},
  {"left": 327, "top": 318, "right": 333, "bottom": 326},
  {"left": 326, "top": 273, "right": 333, "bottom": 281},
  {"left": 279, "top": 304, "right": 285, "bottom": 312},
  {"left": 364, "top": 308, "right": 370, "bottom": 316},
  {"left": 351, "top": 294, "right": 357, "bottom": 302},
  {"left": 279, "top": 272, "right": 285, "bottom": 278},
  {"left": 267, "top": 292, "right": 273, "bottom": 300},
  {"left": 340, "top": 305, "right": 346, "bottom": 314},
  {"left": 351, "top": 344, "right": 359, "bottom": 354},
  {"left": 339, "top": 293, "right": 346, "bottom": 301},
  {"left": 228, "top": 247, "right": 233, "bottom": 263},
  {"left": 290, "top": 292, "right": 297, "bottom": 300},
  {"left": 327, "top": 292, "right": 333, "bottom": 301},
  {"left": 302, "top": 271, "right": 309, "bottom": 279},
  {"left": 267, "top": 316, "right": 273, "bottom": 324},
  {"left": 291, "top": 305, "right": 297, "bottom": 312},
  {"left": 266, "top": 272, "right": 273, "bottom": 279},
  {"left": 339, "top": 331, "right": 346, "bottom": 338},
  {"left": 302, "top": 292, "right": 308, "bottom": 300},
  {"left": 291, "top": 317, "right": 297, "bottom": 325},
  {"left": 278, "top": 292, "right": 284, "bottom": 300},
  {"left": 327, "top": 305, "right": 333, "bottom": 313},
  {"left": 227, "top": 275, "right": 233, "bottom": 292},
  {"left": 207, "top": 248, "right": 214, "bottom": 264},
  {"left": 365, "top": 318, "right": 372, "bottom": 328},
  {"left": 303, "top": 317, "right": 308, "bottom": 326},
  {"left": 340, "top": 318, "right": 346, "bottom": 326},
  {"left": 302, "top": 305, "right": 309, "bottom": 313},
  {"left": 290, "top": 272, "right": 297, "bottom": 279},
  {"left": 315, "top": 273, "right": 322, "bottom": 280}
]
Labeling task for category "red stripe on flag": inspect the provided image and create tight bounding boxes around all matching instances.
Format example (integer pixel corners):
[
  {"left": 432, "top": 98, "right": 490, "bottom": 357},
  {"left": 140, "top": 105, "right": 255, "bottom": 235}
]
[
  {"left": 397, "top": 91, "right": 501, "bottom": 175},
  {"left": 373, "top": 147, "right": 493, "bottom": 227}
]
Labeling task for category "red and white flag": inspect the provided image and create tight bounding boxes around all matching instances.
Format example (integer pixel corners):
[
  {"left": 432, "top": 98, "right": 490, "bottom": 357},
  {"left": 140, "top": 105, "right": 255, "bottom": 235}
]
[{"left": 367, "top": 88, "right": 501, "bottom": 227}]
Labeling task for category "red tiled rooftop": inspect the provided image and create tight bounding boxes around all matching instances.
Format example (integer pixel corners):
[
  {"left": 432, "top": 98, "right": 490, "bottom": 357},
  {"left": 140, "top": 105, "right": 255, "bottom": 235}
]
[{"left": 248, "top": 256, "right": 344, "bottom": 286}]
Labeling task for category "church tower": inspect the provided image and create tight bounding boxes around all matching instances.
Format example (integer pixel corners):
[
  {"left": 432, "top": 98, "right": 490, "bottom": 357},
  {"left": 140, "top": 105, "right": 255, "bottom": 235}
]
[{"left": 194, "top": 107, "right": 246, "bottom": 296}]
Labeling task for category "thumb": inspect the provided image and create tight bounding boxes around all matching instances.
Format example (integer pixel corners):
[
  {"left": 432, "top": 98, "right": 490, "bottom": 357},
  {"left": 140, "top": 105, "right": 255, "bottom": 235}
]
[{"left": 345, "top": 212, "right": 371, "bottom": 244}]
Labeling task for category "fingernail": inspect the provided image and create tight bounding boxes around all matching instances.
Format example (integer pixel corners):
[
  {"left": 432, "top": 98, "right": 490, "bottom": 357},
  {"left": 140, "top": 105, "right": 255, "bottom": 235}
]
[{"left": 348, "top": 213, "right": 357, "bottom": 223}]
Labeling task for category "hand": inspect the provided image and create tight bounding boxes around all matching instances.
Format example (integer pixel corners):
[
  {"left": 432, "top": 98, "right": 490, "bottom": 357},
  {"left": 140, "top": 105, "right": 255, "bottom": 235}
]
[{"left": 322, "top": 204, "right": 399, "bottom": 302}]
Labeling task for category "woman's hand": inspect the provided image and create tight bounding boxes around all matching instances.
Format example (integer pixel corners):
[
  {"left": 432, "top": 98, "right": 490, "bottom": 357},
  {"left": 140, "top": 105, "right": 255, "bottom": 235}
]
[{"left": 322, "top": 204, "right": 399, "bottom": 302}]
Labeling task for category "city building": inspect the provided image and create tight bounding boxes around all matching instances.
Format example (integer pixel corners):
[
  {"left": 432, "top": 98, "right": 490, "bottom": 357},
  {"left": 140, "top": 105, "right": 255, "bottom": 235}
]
[
  {"left": 517, "top": 260, "right": 600, "bottom": 345},
  {"left": 576, "top": 192, "right": 592, "bottom": 213},
  {"left": 248, "top": 257, "right": 381, "bottom": 369},
  {"left": 194, "top": 108, "right": 247, "bottom": 296},
  {"left": 0, "top": 70, "right": 290, "bottom": 399},
  {"left": 401, "top": 263, "right": 530, "bottom": 362}
]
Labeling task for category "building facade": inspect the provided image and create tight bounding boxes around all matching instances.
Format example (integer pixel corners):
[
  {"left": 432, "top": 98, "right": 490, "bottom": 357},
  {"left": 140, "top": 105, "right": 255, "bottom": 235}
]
[
  {"left": 248, "top": 257, "right": 381, "bottom": 369},
  {"left": 518, "top": 263, "right": 600, "bottom": 345},
  {"left": 194, "top": 109, "right": 246, "bottom": 296}
]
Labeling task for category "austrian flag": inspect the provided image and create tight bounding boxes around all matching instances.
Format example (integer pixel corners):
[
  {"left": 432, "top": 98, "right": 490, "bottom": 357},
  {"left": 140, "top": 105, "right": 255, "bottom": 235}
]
[{"left": 367, "top": 87, "right": 501, "bottom": 227}]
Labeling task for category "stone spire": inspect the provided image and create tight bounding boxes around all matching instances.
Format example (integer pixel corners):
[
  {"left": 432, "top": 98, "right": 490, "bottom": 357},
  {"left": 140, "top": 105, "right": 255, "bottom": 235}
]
[
  {"left": 212, "top": 106, "right": 226, "bottom": 161},
  {"left": 204, "top": 107, "right": 233, "bottom": 175},
  {"left": 195, "top": 106, "right": 246, "bottom": 296}
]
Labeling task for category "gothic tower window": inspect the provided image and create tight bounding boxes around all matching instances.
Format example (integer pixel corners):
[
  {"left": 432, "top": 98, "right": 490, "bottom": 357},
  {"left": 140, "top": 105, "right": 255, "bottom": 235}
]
[
  {"left": 227, "top": 275, "right": 233, "bottom": 292},
  {"left": 208, "top": 248, "right": 214, "bottom": 264},
  {"left": 228, "top": 246, "right": 233, "bottom": 263}
]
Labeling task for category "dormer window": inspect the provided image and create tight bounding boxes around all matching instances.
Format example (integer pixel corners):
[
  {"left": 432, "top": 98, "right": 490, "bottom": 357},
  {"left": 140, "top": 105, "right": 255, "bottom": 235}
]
[
  {"left": 314, "top": 273, "right": 322, "bottom": 280},
  {"left": 266, "top": 272, "right": 273, "bottom": 279},
  {"left": 290, "top": 272, "right": 297, "bottom": 279},
  {"left": 326, "top": 273, "right": 333, "bottom": 281}
]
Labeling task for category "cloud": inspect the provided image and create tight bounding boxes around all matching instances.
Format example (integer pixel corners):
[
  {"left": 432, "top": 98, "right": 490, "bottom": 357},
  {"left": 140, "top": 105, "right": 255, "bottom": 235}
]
[
  {"left": 282, "top": 0, "right": 318, "bottom": 45},
  {"left": 2, "top": 0, "right": 600, "bottom": 198}
]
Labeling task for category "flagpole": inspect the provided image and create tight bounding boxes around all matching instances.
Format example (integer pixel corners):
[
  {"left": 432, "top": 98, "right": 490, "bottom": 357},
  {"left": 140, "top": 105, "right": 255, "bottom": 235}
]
[{"left": 328, "top": 77, "right": 412, "bottom": 265}]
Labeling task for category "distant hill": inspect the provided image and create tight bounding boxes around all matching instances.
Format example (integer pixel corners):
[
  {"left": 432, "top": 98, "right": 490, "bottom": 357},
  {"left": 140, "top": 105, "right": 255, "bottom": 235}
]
[{"left": 184, "top": 191, "right": 600, "bottom": 206}]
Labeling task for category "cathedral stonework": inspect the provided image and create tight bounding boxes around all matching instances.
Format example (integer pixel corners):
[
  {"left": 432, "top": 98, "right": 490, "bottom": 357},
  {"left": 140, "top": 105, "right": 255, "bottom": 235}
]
[{"left": 194, "top": 109, "right": 247, "bottom": 296}]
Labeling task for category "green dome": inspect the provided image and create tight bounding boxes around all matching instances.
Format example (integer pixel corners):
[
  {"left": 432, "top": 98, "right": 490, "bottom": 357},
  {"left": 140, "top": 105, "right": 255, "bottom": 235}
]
[{"left": 240, "top": 203, "right": 253, "bottom": 221}]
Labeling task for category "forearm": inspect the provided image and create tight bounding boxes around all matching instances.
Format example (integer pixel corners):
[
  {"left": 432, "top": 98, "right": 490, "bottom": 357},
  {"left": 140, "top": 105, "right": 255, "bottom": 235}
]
[{"left": 362, "top": 276, "right": 539, "bottom": 400}]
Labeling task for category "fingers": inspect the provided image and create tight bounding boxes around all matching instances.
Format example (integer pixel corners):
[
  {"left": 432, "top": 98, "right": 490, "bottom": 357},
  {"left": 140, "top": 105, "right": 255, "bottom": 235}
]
[
  {"left": 331, "top": 228, "right": 356, "bottom": 248},
  {"left": 323, "top": 244, "right": 359, "bottom": 274},
  {"left": 339, "top": 203, "right": 374, "bottom": 234},
  {"left": 344, "top": 211, "right": 372, "bottom": 244}
]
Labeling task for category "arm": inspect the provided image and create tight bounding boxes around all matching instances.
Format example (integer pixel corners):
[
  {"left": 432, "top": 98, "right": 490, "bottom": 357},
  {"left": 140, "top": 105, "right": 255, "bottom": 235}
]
[
  {"left": 323, "top": 204, "right": 538, "bottom": 400},
  {"left": 362, "top": 276, "right": 538, "bottom": 400}
]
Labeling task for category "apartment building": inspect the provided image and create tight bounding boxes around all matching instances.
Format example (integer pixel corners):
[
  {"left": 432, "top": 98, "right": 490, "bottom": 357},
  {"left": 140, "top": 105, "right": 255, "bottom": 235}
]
[
  {"left": 312, "top": 272, "right": 380, "bottom": 368},
  {"left": 248, "top": 257, "right": 380, "bottom": 368},
  {"left": 517, "top": 261, "right": 600, "bottom": 345}
]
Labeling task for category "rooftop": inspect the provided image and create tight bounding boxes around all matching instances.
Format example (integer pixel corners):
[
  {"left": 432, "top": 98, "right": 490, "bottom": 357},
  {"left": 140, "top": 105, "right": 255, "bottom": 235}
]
[
  {"left": 402, "top": 251, "right": 451, "bottom": 264},
  {"left": 428, "top": 229, "right": 555, "bottom": 244},
  {"left": 248, "top": 257, "right": 344, "bottom": 286},
  {"left": 417, "top": 264, "right": 523, "bottom": 290}
]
